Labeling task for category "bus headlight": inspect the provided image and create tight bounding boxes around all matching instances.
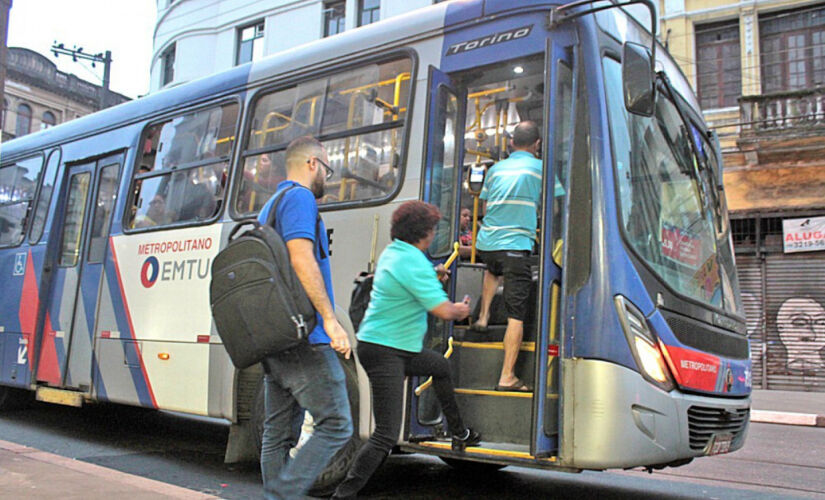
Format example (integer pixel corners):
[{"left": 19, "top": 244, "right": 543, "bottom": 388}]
[{"left": 614, "top": 295, "right": 675, "bottom": 392}]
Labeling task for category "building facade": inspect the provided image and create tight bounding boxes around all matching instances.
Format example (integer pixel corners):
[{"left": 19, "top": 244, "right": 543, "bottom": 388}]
[
  {"left": 661, "top": 0, "right": 825, "bottom": 391},
  {"left": 1, "top": 47, "right": 129, "bottom": 142},
  {"left": 150, "top": 0, "right": 445, "bottom": 92}
]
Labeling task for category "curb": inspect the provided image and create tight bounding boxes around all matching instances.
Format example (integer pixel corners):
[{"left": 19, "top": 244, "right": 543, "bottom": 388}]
[
  {"left": 751, "top": 410, "right": 825, "bottom": 427},
  {"left": 0, "top": 439, "right": 220, "bottom": 499}
]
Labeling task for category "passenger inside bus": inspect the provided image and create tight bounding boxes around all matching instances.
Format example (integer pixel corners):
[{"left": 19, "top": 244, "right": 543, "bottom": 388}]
[
  {"left": 458, "top": 207, "right": 473, "bottom": 259},
  {"left": 473, "top": 121, "right": 543, "bottom": 392},
  {"left": 426, "top": 55, "right": 563, "bottom": 398},
  {"left": 134, "top": 194, "right": 170, "bottom": 228}
]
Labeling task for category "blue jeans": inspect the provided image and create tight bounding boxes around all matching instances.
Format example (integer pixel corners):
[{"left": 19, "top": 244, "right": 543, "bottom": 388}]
[{"left": 261, "top": 343, "right": 352, "bottom": 500}]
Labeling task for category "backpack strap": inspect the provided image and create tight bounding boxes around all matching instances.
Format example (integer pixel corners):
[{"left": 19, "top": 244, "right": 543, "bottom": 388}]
[
  {"left": 264, "top": 184, "right": 298, "bottom": 228},
  {"left": 266, "top": 184, "right": 326, "bottom": 260}
]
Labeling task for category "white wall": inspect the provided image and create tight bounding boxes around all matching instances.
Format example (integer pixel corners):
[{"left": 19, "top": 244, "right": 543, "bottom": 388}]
[{"left": 150, "top": 0, "right": 434, "bottom": 93}]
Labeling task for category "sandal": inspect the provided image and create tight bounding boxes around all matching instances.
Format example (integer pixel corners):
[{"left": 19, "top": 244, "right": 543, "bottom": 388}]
[{"left": 494, "top": 378, "right": 531, "bottom": 392}]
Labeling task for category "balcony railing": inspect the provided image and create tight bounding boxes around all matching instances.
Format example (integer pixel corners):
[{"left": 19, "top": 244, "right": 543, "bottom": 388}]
[{"left": 739, "top": 87, "right": 825, "bottom": 135}]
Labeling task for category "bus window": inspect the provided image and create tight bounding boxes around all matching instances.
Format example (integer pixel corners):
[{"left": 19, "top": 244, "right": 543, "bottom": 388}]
[
  {"left": 603, "top": 57, "right": 722, "bottom": 308},
  {"left": 88, "top": 163, "right": 120, "bottom": 262},
  {"left": 58, "top": 172, "right": 91, "bottom": 267},
  {"left": 239, "top": 55, "right": 412, "bottom": 213},
  {"left": 551, "top": 61, "right": 573, "bottom": 265},
  {"left": 128, "top": 102, "right": 239, "bottom": 229},
  {"left": 0, "top": 155, "right": 44, "bottom": 247},
  {"left": 426, "top": 86, "right": 459, "bottom": 257},
  {"left": 29, "top": 149, "right": 61, "bottom": 244}
]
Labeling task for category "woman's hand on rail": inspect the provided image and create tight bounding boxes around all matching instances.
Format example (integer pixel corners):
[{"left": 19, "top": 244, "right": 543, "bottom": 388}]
[
  {"left": 430, "top": 300, "right": 471, "bottom": 321},
  {"left": 434, "top": 263, "right": 450, "bottom": 283}
]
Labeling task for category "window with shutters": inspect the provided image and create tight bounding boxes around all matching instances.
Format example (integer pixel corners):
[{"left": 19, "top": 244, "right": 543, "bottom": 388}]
[{"left": 696, "top": 20, "right": 741, "bottom": 109}]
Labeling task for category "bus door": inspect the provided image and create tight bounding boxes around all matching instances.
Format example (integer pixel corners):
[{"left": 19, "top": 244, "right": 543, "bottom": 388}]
[
  {"left": 37, "top": 154, "right": 122, "bottom": 391},
  {"left": 531, "top": 36, "right": 576, "bottom": 457},
  {"left": 409, "top": 66, "right": 467, "bottom": 438}
]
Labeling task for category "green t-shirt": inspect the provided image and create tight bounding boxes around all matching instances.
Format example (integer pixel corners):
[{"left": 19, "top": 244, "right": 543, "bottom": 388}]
[{"left": 356, "top": 239, "right": 448, "bottom": 352}]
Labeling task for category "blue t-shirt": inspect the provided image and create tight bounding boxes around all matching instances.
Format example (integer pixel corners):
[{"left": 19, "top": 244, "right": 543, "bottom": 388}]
[
  {"left": 257, "top": 180, "right": 333, "bottom": 344},
  {"left": 357, "top": 239, "right": 448, "bottom": 353}
]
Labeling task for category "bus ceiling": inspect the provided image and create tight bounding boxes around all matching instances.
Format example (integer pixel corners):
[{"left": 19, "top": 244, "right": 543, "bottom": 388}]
[{"left": 548, "top": 0, "right": 658, "bottom": 116}]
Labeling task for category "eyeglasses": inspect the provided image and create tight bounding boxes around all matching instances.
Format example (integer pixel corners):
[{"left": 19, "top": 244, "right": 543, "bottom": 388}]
[{"left": 309, "top": 157, "right": 335, "bottom": 180}]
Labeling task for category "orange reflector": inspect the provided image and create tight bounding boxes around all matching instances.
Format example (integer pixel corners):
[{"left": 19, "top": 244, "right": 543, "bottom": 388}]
[
  {"left": 197, "top": 335, "right": 211, "bottom": 343},
  {"left": 158, "top": 352, "right": 170, "bottom": 360}
]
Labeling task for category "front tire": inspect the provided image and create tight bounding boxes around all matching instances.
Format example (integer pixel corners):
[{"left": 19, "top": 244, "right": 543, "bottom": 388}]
[{"left": 251, "top": 353, "right": 361, "bottom": 497}]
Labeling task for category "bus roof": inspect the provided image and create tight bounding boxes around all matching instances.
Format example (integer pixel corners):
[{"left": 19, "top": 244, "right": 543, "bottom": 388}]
[{"left": 1, "top": 1, "right": 690, "bottom": 162}]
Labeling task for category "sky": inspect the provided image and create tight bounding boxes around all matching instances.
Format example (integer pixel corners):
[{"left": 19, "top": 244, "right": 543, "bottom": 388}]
[{"left": 7, "top": 1, "right": 157, "bottom": 99}]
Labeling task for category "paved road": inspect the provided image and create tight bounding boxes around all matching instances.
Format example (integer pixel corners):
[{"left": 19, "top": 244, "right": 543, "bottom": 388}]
[{"left": 0, "top": 402, "right": 823, "bottom": 499}]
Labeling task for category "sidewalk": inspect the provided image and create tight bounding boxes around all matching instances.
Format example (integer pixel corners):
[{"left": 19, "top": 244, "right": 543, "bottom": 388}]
[
  {"left": 0, "top": 439, "right": 219, "bottom": 500},
  {"left": 751, "top": 389, "right": 825, "bottom": 427}
]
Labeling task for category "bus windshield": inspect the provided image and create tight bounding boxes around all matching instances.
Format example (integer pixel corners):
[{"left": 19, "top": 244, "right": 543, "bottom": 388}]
[{"left": 603, "top": 57, "right": 741, "bottom": 315}]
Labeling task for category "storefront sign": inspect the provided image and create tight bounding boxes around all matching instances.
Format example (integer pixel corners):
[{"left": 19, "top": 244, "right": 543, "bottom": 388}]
[{"left": 783, "top": 216, "right": 825, "bottom": 253}]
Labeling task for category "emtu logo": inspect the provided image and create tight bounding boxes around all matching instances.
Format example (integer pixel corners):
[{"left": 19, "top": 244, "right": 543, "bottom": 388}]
[{"left": 141, "top": 256, "right": 160, "bottom": 288}]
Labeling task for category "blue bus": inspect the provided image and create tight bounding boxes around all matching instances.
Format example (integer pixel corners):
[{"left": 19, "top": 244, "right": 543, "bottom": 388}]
[{"left": 0, "top": 0, "right": 750, "bottom": 493}]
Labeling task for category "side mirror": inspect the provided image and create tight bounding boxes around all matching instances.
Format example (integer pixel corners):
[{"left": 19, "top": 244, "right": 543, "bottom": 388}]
[{"left": 622, "top": 42, "right": 655, "bottom": 116}]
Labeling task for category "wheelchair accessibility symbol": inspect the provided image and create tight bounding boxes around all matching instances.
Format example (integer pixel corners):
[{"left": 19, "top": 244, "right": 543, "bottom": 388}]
[{"left": 13, "top": 253, "right": 26, "bottom": 276}]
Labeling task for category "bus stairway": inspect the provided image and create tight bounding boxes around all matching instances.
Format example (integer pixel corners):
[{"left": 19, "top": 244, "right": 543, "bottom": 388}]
[{"left": 447, "top": 339, "right": 538, "bottom": 446}]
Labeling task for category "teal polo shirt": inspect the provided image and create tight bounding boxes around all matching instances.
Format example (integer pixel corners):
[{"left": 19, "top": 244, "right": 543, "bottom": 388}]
[
  {"left": 476, "top": 151, "right": 561, "bottom": 252},
  {"left": 357, "top": 239, "right": 448, "bottom": 353}
]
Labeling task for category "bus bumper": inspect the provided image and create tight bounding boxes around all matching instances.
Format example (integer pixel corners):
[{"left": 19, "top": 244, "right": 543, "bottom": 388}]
[{"left": 561, "top": 358, "right": 750, "bottom": 470}]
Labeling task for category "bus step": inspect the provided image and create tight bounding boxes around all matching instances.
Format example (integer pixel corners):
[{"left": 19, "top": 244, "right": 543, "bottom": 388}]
[
  {"left": 36, "top": 386, "right": 84, "bottom": 407},
  {"left": 453, "top": 389, "right": 533, "bottom": 445},
  {"left": 451, "top": 341, "right": 535, "bottom": 389}
]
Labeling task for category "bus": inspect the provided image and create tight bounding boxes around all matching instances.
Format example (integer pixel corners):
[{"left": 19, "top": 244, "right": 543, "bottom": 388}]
[{"left": 0, "top": 0, "right": 751, "bottom": 493}]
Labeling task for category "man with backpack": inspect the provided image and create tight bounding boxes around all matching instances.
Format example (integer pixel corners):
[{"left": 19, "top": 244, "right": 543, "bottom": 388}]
[{"left": 256, "top": 136, "right": 352, "bottom": 500}]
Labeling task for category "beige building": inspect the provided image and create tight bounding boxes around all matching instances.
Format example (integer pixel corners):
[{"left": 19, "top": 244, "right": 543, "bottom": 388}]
[
  {"left": 661, "top": 0, "right": 825, "bottom": 391},
  {"left": 1, "top": 47, "right": 128, "bottom": 142}
]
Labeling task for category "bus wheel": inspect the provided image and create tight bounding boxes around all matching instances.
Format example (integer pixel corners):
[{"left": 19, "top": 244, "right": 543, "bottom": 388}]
[
  {"left": 0, "top": 386, "right": 32, "bottom": 411},
  {"left": 251, "top": 353, "right": 361, "bottom": 497},
  {"left": 440, "top": 457, "right": 506, "bottom": 473}
]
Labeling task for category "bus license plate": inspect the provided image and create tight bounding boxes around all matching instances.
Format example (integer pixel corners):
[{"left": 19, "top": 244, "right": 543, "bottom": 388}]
[{"left": 706, "top": 433, "right": 733, "bottom": 455}]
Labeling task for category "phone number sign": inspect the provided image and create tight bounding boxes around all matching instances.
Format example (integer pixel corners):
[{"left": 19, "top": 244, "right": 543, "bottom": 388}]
[{"left": 783, "top": 216, "right": 825, "bottom": 253}]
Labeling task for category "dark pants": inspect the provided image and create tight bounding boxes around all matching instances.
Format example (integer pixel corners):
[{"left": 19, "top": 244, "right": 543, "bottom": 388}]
[
  {"left": 332, "top": 341, "right": 466, "bottom": 499},
  {"left": 260, "top": 343, "right": 352, "bottom": 500}
]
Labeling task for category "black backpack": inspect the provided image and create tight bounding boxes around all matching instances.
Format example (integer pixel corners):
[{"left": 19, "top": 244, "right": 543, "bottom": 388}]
[
  {"left": 348, "top": 271, "right": 374, "bottom": 332},
  {"left": 210, "top": 186, "right": 317, "bottom": 368}
]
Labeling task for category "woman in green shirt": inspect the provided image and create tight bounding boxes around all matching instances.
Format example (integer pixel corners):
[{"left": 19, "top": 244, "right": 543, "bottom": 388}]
[{"left": 332, "top": 201, "right": 480, "bottom": 500}]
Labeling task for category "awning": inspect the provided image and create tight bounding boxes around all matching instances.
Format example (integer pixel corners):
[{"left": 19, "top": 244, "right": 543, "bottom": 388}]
[{"left": 723, "top": 165, "right": 825, "bottom": 213}]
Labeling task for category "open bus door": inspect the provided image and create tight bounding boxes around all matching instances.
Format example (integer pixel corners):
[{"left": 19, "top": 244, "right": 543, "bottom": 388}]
[
  {"left": 531, "top": 36, "right": 576, "bottom": 458},
  {"left": 407, "top": 36, "right": 577, "bottom": 464},
  {"left": 407, "top": 65, "right": 467, "bottom": 440},
  {"left": 35, "top": 154, "right": 122, "bottom": 395}
]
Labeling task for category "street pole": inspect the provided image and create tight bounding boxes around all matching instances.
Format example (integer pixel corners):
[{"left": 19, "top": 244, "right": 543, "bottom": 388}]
[
  {"left": 101, "top": 50, "right": 111, "bottom": 109},
  {"left": 50, "top": 42, "right": 112, "bottom": 111}
]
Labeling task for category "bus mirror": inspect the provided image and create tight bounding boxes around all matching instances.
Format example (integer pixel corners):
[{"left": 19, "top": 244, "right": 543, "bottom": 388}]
[{"left": 622, "top": 42, "right": 655, "bottom": 117}]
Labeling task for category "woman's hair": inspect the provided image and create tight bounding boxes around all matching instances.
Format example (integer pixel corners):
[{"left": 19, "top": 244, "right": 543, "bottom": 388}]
[{"left": 390, "top": 200, "right": 442, "bottom": 244}]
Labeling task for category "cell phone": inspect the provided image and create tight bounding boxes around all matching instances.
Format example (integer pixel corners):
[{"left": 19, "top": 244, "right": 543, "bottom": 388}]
[{"left": 462, "top": 294, "right": 472, "bottom": 306}]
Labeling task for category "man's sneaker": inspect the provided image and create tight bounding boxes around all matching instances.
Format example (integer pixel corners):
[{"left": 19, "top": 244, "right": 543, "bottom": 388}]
[{"left": 451, "top": 428, "right": 482, "bottom": 452}]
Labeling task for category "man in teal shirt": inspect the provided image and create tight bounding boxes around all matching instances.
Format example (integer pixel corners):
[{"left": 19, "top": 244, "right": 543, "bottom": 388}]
[{"left": 474, "top": 121, "right": 545, "bottom": 392}]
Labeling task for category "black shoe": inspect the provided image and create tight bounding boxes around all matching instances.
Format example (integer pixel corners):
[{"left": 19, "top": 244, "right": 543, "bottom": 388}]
[{"left": 451, "top": 428, "right": 482, "bottom": 452}]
